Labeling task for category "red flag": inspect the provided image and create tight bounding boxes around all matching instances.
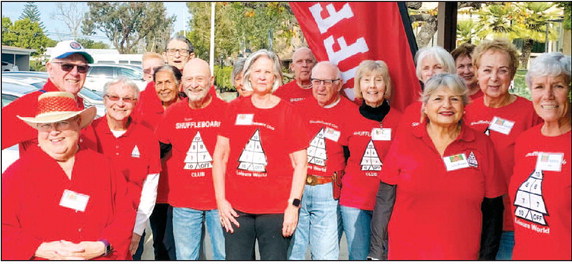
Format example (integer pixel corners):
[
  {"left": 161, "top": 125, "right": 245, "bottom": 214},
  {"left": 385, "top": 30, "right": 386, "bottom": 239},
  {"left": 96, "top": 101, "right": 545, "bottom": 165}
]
[{"left": 290, "top": 2, "right": 421, "bottom": 112}]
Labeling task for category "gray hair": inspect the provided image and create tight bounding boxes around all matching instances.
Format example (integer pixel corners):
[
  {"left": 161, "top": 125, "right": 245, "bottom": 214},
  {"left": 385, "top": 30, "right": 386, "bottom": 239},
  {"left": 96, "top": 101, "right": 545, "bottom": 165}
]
[
  {"left": 165, "top": 35, "right": 194, "bottom": 53},
  {"left": 103, "top": 78, "right": 140, "bottom": 99},
  {"left": 231, "top": 58, "right": 246, "bottom": 85},
  {"left": 312, "top": 61, "right": 342, "bottom": 79},
  {"left": 153, "top": 65, "right": 182, "bottom": 85},
  {"left": 526, "top": 52, "right": 571, "bottom": 90},
  {"left": 243, "top": 49, "right": 283, "bottom": 92},
  {"left": 421, "top": 73, "right": 469, "bottom": 106},
  {"left": 415, "top": 46, "right": 456, "bottom": 82}
]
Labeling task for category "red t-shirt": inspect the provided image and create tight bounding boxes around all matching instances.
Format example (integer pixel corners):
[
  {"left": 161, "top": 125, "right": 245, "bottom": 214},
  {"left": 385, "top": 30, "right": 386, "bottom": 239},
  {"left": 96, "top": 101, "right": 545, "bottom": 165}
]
[
  {"left": 339, "top": 108, "right": 402, "bottom": 211},
  {"left": 380, "top": 123, "right": 505, "bottom": 260},
  {"left": 88, "top": 117, "right": 161, "bottom": 208},
  {"left": 397, "top": 101, "right": 423, "bottom": 132},
  {"left": 465, "top": 95, "right": 543, "bottom": 231},
  {"left": 470, "top": 89, "right": 484, "bottom": 101},
  {"left": 156, "top": 97, "right": 228, "bottom": 210},
  {"left": 273, "top": 81, "right": 313, "bottom": 103},
  {"left": 132, "top": 82, "right": 166, "bottom": 130},
  {"left": 2, "top": 146, "right": 134, "bottom": 260},
  {"left": 509, "top": 125, "right": 571, "bottom": 260},
  {"left": 219, "top": 97, "right": 309, "bottom": 214},
  {"left": 295, "top": 97, "right": 359, "bottom": 177}
]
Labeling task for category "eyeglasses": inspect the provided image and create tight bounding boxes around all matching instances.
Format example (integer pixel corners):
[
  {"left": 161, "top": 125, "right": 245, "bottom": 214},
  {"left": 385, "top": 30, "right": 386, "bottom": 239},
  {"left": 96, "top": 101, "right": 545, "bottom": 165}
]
[
  {"left": 311, "top": 78, "right": 340, "bottom": 87},
  {"left": 51, "top": 62, "right": 90, "bottom": 73},
  {"left": 166, "top": 48, "right": 192, "bottom": 56},
  {"left": 37, "top": 119, "right": 76, "bottom": 132},
  {"left": 105, "top": 94, "right": 137, "bottom": 103}
]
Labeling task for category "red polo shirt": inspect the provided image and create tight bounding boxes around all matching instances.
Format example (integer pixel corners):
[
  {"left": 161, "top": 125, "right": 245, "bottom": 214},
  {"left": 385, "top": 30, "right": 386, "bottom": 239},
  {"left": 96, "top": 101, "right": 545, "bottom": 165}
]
[
  {"left": 380, "top": 123, "right": 505, "bottom": 260},
  {"left": 156, "top": 97, "right": 228, "bottom": 210},
  {"left": 274, "top": 81, "right": 313, "bottom": 103}
]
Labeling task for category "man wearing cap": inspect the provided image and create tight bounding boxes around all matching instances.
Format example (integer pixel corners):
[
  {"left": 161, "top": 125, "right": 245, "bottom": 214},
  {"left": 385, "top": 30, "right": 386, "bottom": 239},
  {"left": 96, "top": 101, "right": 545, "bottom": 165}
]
[
  {"left": 2, "top": 40, "right": 94, "bottom": 155},
  {"left": 2, "top": 91, "right": 134, "bottom": 260},
  {"left": 274, "top": 47, "right": 317, "bottom": 103},
  {"left": 156, "top": 58, "right": 227, "bottom": 260}
]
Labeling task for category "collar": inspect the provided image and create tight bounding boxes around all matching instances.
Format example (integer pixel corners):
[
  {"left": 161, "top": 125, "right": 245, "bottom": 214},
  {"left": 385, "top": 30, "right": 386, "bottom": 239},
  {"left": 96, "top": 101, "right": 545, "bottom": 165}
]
[
  {"left": 322, "top": 96, "right": 341, "bottom": 109},
  {"left": 359, "top": 100, "right": 390, "bottom": 122},
  {"left": 412, "top": 121, "right": 476, "bottom": 143}
]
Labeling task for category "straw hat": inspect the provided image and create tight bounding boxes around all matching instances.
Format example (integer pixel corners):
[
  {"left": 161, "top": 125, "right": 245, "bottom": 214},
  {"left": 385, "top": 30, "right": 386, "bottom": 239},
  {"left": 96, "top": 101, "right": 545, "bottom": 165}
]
[{"left": 17, "top": 92, "right": 96, "bottom": 129}]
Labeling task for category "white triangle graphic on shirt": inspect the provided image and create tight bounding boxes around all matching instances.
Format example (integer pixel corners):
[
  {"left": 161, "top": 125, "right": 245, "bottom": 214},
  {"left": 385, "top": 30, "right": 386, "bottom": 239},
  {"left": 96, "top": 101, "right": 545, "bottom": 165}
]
[{"left": 131, "top": 145, "right": 140, "bottom": 158}]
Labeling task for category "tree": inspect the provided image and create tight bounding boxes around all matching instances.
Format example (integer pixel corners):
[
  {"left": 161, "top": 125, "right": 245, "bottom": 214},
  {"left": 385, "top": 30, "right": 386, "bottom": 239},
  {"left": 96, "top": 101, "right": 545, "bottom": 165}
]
[
  {"left": 50, "top": 2, "right": 85, "bottom": 40},
  {"left": 2, "top": 16, "right": 13, "bottom": 43},
  {"left": 82, "top": 2, "right": 175, "bottom": 53},
  {"left": 2, "top": 18, "right": 50, "bottom": 55},
  {"left": 76, "top": 38, "right": 110, "bottom": 49},
  {"left": 19, "top": 2, "right": 45, "bottom": 31},
  {"left": 558, "top": 2, "right": 571, "bottom": 30}
]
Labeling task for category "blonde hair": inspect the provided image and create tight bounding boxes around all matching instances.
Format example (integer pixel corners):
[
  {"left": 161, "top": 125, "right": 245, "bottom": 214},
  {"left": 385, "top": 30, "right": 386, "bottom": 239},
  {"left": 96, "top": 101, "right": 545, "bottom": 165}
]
[
  {"left": 473, "top": 39, "right": 519, "bottom": 79},
  {"left": 242, "top": 49, "right": 283, "bottom": 92},
  {"left": 353, "top": 60, "right": 393, "bottom": 101},
  {"left": 142, "top": 52, "right": 164, "bottom": 62}
]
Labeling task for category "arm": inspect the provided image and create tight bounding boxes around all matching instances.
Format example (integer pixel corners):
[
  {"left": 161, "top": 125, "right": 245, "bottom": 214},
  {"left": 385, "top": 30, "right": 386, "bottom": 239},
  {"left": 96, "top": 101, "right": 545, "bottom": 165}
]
[
  {"left": 212, "top": 135, "right": 239, "bottom": 233},
  {"left": 282, "top": 149, "right": 307, "bottom": 237},
  {"left": 368, "top": 181, "right": 396, "bottom": 260},
  {"left": 479, "top": 196, "right": 504, "bottom": 260},
  {"left": 130, "top": 172, "right": 159, "bottom": 254}
]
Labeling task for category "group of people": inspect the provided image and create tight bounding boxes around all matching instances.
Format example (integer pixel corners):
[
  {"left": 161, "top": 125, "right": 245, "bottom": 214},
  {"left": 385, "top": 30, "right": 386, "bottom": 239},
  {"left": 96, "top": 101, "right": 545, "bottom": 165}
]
[{"left": 2, "top": 34, "right": 570, "bottom": 261}]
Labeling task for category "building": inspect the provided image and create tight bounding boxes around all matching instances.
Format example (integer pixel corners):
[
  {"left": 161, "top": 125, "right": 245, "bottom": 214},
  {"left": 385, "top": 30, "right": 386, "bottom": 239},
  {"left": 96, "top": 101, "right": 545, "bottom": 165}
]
[{"left": 1, "top": 46, "right": 35, "bottom": 71}]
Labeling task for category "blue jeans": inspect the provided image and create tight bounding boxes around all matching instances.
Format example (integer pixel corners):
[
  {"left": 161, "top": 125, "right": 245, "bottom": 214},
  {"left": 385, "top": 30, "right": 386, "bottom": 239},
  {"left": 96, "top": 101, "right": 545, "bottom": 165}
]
[
  {"left": 172, "top": 207, "right": 225, "bottom": 260},
  {"left": 340, "top": 205, "right": 372, "bottom": 260},
  {"left": 495, "top": 231, "right": 514, "bottom": 260},
  {"left": 288, "top": 182, "right": 340, "bottom": 260}
]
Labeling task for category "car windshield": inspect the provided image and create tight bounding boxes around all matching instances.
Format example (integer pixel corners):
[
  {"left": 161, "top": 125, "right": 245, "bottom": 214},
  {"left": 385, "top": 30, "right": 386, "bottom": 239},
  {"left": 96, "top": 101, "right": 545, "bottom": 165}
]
[{"left": 80, "top": 88, "right": 103, "bottom": 101}]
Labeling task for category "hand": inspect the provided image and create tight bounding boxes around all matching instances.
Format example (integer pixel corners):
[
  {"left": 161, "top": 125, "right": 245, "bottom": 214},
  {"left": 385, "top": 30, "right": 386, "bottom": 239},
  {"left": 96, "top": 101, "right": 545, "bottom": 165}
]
[
  {"left": 129, "top": 233, "right": 142, "bottom": 255},
  {"left": 217, "top": 199, "right": 239, "bottom": 233},
  {"left": 34, "top": 240, "right": 84, "bottom": 260},
  {"left": 282, "top": 204, "right": 299, "bottom": 237},
  {"left": 69, "top": 241, "right": 106, "bottom": 260}
]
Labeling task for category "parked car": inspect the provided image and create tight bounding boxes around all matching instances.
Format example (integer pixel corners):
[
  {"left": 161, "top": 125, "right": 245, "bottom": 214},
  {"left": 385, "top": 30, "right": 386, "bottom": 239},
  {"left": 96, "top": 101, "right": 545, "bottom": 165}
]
[{"left": 84, "top": 63, "right": 146, "bottom": 93}]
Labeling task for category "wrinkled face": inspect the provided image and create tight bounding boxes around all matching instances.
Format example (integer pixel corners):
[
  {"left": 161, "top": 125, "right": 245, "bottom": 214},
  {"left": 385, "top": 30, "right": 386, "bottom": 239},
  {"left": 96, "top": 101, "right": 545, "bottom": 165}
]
[
  {"left": 37, "top": 116, "right": 81, "bottom": 161},
  {"left": 291, "top": 49, "right": 316, "bottom": 83},
  {"left": 155, "top": 70, "right": 180, "bottom": 104},
  {"left": 476, "top": 50, "right": 512, "bottom": 99},
  {"left": 420, "top": 55, "right": 446, "bottom": 83},
  {"left": 359, "top": 71, "right": 386, "bottom": 107},
  {"left": 164, "top": 40, "right": 194, "bottom": 70},
  {"left": 311, "top": 64, "right": 342, "bottom": 107},
  {"left": 423, "top": 86, "right": 464, "bottom": 127},
  {"left": 234, "top": 72, "right": 251, "bottom": 97},
  {"left": 530, "top": 74, "right": 570, "bottom": 123},
  {"left": 456, "top": 55, "right": 477, "bottom": 87},
  {"left": 249, "top": 56, "right": 276, "bottom": 95},
  {"left": 46, "top": 54, "right": 89, "bottom": 95},
  {"left": 182, "top": 62, "right": 213, "bottom": 102},
  {"left": 104, "top": 83, "right": 138, "bottom": 122},
  {"left": 142, "top": 58, "right": 165, "bottom": 82}
]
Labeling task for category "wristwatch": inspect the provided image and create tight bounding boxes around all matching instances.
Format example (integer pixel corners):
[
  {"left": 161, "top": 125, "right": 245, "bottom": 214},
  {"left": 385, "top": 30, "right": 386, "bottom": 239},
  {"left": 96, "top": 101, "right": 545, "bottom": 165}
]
[
  {"left": 289, "top": 198, "right": 301, "bottom": 208},
  {"left": 99, "top": 239, "right": 113, "bottom": 256}
]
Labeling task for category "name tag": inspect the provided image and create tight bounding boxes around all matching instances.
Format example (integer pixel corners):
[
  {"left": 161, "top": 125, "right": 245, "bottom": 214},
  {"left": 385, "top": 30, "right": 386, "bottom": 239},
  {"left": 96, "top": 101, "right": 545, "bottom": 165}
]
[
  {"left": 235, "top": 114, "right": 254, "bottom": 125},
  {"left": 488, "top": 116, "right": 515, "bottom": 135},
  {"left": 324, "top": 127, "right": 340, "bottom": 142},
  {"left": 535, "top": 152, "right": 564, "bottom": 172},
  {"left": 443, "top": 153, "right": 470, "bottom": 171},
  {"left": 372, "top": 128, "right": 391, "bottom": 141},
  {"left": 59, "top": 189, "right": 90, "bottom": 212}
]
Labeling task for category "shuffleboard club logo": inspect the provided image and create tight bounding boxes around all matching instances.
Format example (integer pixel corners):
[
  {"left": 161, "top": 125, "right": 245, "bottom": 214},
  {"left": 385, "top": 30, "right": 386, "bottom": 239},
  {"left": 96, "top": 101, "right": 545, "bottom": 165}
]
[{"left": 70, "top": 41, "right": 82, "bottom": 50}]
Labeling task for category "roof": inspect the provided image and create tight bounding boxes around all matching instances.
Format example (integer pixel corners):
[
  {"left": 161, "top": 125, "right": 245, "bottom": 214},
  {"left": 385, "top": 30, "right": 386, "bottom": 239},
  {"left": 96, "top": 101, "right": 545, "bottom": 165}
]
[{"left": 1, "top": 46, "right": 36, "bottom": 55}]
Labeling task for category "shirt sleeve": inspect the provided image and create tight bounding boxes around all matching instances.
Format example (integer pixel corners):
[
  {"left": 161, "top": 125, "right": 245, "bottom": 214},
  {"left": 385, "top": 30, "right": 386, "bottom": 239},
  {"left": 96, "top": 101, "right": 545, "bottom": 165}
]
[
  {"left": 155, "top": 112, "right": 171, "bottom": 145},
  {"left": 283, "top": 105, "right": 309, "bottom": 154},
  {"left": 1, "top": 91, "right": 41, "bottom": 150},
  {"left": 218, "top": 102, "right": 237, "bottom": 139},
  {"left": 132, "top": 173, "right": 159, "bottom": 235}
]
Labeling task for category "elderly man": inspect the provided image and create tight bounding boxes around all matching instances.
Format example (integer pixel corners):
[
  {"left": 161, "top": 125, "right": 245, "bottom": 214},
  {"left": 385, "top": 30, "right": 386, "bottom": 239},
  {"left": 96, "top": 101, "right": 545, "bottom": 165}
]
[
  {"left": 274, "top": 47, "right": 317, "bottom": 102},
  {"left": 2, "top": 40, "right": 94, "bottom": 153},
  {"left": 142, "top": 52, "right": 166, "bottom": 83},
  {"left": 156, "top": 58, "right": 227, "bottom": 260},
  {"left": 86, "top": 79, "right": 161, "bottom": 260},
  {"left": 163, "top": 36, "right": 195, "bottom": 71},
  {"left": 289, "top": 62, "right": 359, "bottom": 260}
]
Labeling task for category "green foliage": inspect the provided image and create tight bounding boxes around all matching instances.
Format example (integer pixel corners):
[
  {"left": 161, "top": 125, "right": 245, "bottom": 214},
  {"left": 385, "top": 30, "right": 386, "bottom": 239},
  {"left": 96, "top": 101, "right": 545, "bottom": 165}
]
[
  {"left": 19, "top": 2, "right": 45, "bottom": 31},
  {"left": 76, "top": 38, "right": 110, "bottom": 49},
  {"left": 558, "top": 2, "right": 571, "bottom": 30},
  {"left": 82, "top": 2, "right": 175, "bottom": 54},
  {"left": 2, "top": 18, "right": 50, "bottom": 55},
  {"left": 214, "top": 65, "right": 234, "bottom": 91},
  {"left": 2, "top": 17, "right": 13, "bottom": 41},
  {"left": 29, "top": 59, "right": 46, "bottom": 72},
  {"left": 511, "top": 70, "right": 531, "bottom": 100}
]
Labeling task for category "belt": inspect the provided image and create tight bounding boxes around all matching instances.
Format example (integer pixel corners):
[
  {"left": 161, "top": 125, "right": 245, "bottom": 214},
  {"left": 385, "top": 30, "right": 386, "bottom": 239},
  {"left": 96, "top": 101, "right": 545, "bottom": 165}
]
[{"left": 306, "top": 174, "right": 333, "bottom": 186}]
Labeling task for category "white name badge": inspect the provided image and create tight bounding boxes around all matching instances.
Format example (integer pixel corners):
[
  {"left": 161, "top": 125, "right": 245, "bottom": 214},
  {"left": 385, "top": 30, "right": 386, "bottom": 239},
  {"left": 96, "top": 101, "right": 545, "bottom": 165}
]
[
  {"left": 235, "top": 114, "right": 254, "bottom": 125},
  {"left": 535, "top": 152, "right": 564, "bottom": 172},
  {"left": 488, "top": 116, "right": 515, "bottom": 135},
  {"left": 443, "top": 153, "right": 470, "bottom": 171},
  {"left": 59, "top": 189, "right": 90, "bottom": 212},
  {"left": 372, "top": 128, "right": 391, "bottom": 141},
  {"left": 323, "top": 127, "right": 341, "bottom": 142}
]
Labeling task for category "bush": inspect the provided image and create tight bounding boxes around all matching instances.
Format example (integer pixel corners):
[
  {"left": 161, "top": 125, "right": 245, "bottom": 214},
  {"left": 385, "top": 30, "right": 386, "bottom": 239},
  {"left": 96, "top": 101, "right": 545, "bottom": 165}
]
[{"left": 214, "top": 65, "right": 234, "bottom": 92}]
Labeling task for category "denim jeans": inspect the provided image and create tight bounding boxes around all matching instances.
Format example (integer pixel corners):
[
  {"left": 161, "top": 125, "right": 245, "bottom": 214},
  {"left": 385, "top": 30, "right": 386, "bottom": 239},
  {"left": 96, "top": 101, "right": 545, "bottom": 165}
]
[
  {"left": 172, "top": 207, "right": 225, "bottom": 260},
  {"left": 149, "top": 203, "right": 177, "bottom": 260},
  {"left": 288, "top": 182, "right": 340, "bottom": 260},
  {"left": 340, "top": 205, "right": 372, "bottom": 260},
  {"left": 495, "top": 231, "right": 514, "bottom": 260}
]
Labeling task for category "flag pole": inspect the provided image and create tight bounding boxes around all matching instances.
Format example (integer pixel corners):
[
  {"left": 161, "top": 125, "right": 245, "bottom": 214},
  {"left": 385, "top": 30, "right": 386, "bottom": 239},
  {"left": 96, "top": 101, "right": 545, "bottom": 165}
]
[{"left": 209, "top": 2, "right": 215, "bottom": 74}]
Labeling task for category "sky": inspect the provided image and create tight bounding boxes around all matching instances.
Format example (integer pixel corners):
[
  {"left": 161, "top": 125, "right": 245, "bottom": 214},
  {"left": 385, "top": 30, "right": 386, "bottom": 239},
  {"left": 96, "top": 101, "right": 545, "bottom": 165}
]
[{"left": 1, "top": 2, "right": 190, "bottom": 45}]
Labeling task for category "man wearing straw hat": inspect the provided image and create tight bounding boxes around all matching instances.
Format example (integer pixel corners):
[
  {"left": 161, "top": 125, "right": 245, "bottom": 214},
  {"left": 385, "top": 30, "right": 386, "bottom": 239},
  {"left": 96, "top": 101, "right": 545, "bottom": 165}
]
[
  {"left": 2, "top": 91, "right": 134, "bottom": 260},
  {"left": 2, "top": 40, "right": 95, "bottom": 154}
]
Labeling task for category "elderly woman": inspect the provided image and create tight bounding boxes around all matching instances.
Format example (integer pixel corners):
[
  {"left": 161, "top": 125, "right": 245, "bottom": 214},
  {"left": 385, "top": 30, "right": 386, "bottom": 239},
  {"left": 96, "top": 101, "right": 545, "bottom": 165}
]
[
  {"left": 464, "top": 39, "right": 543, "bottom": 260},
  {"left": 339, "top": 60, "right": 402, "bottom": 260},
  {"left": 451, "top": 43, "right": 482, "bottom": 99},
  {"left": 2, "top": 92, "right": 134, "bottom": 260},
  {"left": 232, "top": 58, "right": 250, "bottom": 98},
  {"left": 509, "top": 52, "right": 571, "bottom": 260},
  {"left": 212, "top": 49, "right": 308, "bottom": 260},
  {"left": 400, "top": 46, "right": 456, "bottom": 128},
  {"left": 370, "top": 74, "right": 505, "bottom": 260}
]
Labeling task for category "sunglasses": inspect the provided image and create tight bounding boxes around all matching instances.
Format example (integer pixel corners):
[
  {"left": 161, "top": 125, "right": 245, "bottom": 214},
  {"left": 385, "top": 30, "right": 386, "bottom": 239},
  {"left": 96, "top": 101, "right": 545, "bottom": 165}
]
[{"left": 52, "top": 62, "right": 90, "bottom": 73}]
